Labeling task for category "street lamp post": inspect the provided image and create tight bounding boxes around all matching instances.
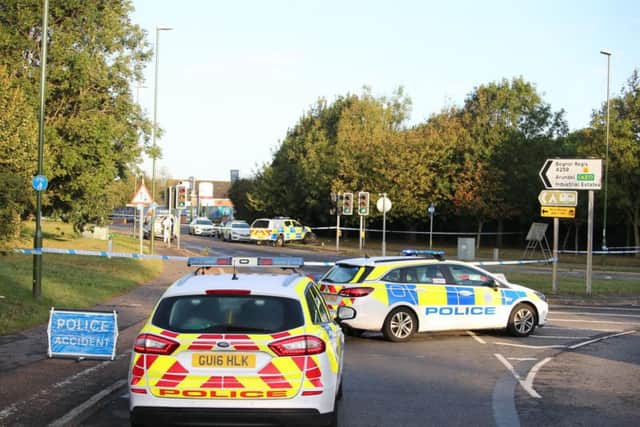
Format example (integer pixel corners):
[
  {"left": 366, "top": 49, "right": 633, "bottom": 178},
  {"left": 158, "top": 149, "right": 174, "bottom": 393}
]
[
  {"left": 150, "top": 26, "right": 173, "bottom": 254},
  {"left": 33, "top": 0, "right": 49, "bottom": 299},
  {"left": 600, "top": 50, "right": 612, "bottom": 250}
]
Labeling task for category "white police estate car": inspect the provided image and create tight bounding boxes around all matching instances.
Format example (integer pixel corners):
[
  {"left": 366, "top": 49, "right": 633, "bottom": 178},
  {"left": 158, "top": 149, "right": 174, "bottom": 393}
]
[
  {"left": 318, "top": 250, "right": 548, "bottom": 342},
  {"left": 129, "top": 256, "right": 355, "bottom": 426}
]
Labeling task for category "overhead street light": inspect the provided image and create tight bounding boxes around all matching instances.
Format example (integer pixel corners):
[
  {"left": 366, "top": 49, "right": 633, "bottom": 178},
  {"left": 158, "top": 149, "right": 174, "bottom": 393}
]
[
  {"left": 600, "top": 49, "right": 611, "bottom": 250},
  {"left": 150, "top": 26, "right": 173, "bottom": 253}
]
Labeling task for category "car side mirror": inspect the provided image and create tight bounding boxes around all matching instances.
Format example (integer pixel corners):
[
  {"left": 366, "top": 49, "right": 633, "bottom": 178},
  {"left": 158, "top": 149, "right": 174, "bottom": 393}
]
[{"left": 336, "top": 306, "right": 356, "bottom": 321}]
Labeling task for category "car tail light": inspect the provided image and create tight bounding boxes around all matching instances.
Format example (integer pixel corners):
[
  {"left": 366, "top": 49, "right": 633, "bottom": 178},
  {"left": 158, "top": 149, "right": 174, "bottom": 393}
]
[
  {"left": 134, "top": 333, "right": 179, "bottom": 355},
  {"left": 339, "top": 287, "right": 374, "bottom": 297},
  {"left": 269, "top": 335, "right": 326, "bottom": 356},
  {"left": 206, "top": 289, "right": 251, "bottom": 295}
]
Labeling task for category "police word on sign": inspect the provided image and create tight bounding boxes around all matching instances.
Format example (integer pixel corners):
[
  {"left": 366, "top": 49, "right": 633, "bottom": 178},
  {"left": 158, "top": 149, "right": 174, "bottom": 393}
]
[
  {"left": 47, "top": 309, "right": 118, "bottom": 360},
  {"left": 32, "top": 175, "right": 48, "bottom": 191}
]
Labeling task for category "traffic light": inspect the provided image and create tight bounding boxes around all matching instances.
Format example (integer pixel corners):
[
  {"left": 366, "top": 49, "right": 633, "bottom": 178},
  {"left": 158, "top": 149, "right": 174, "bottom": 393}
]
[
  {"left": 342, "top": 193, "right": 353, "bottom": 215},
  {"left": 177, "top": 185, "right": 187, "bottom": 209},
  {"left": 358, "top": 191, "right": 370, "bottom": 216}
]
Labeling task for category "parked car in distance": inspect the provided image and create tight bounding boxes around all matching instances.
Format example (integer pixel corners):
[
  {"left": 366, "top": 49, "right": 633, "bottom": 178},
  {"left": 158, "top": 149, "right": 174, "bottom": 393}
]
[
  {"left": 221, "top": 220, "right": 251, "bottom": 242},
  {"left": 188, "top": 217, "right": 215, "bottom": 236}
]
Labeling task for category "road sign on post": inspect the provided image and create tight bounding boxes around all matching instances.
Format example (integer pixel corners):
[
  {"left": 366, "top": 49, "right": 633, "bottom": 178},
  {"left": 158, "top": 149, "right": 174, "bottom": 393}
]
[
  {"left": 541, "top": 206, "right": 576, "bottom": 218},
  {"left": 342, "top": 193, "right": 353, "bottom": 215},
  {"left": 539, "top": 159, "right": 602, "bottom": 190},
  {"left": 358, "top": 192, "right": 370, "bottom": 216},
  {"left": 538, "top": 190, "right": 578, "bottom": 207}
]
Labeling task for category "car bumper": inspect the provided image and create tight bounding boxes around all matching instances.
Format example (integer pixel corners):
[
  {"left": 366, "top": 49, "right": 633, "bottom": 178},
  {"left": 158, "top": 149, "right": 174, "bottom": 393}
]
[{"left": 130, "top": 407, "right": 333, "bottom": 427}]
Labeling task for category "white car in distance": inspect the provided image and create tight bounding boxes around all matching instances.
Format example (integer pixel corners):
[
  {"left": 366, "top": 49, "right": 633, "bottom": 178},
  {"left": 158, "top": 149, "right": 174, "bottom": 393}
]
[{"left": 188, "top": 217, "right": 215, "bottom": 236}]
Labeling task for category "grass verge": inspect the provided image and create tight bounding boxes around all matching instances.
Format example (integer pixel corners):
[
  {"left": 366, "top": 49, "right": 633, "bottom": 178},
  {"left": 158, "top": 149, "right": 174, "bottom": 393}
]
[{"left": 0, "top": 221, "right": 162, "bottom": 336}]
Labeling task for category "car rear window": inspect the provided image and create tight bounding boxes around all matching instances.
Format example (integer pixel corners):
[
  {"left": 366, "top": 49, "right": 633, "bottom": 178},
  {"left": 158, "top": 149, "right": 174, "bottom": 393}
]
[
  {"left": 321, "top": 264, "right": 361, "bottom": 284},
  {"left": 152, "top": 295, "right": 304, "bottom": 334}
]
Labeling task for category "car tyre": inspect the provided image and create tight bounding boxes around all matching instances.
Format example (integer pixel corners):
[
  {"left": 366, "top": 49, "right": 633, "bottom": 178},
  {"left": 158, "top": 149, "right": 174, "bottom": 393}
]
[
  {"left": 325, "top": 397, "right": 339, "bottom": 427},
  {"left": 507, "top": 303, "right": 537, "bottom": 337},
  {"left": 336, "top": 379, "right": 343, "bottom": 400},
  {"left": 275, "top": 234, "right": 284, "bottom": 247},
  {"left": 382, "top": 307, "right": 417, "bottom": 342},
  {"left": 342, "top": 324, "right": 365, "bottom": 337}
]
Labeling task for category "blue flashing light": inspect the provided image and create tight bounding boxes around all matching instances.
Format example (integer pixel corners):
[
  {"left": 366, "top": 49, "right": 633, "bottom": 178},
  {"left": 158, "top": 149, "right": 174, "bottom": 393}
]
[{"left": 401, "top": 249, "right": 446, "bottom": 259}]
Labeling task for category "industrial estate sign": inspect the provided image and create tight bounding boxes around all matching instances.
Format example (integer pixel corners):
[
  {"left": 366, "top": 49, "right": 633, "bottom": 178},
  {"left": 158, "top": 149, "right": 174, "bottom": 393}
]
[
  {"left": 539, "top": 159, "right": 602, "bottom": 190},
  {"left": 538, "top": 190, "right": 578, "bottom": 207},
  {"left": 47, "top": 309, "right": 118, "bottom": 360}
]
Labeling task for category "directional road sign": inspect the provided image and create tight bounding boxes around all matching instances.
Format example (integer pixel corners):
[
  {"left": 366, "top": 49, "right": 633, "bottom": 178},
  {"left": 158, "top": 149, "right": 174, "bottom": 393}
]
[
  {"left": 538, "top": 190, "right": 578, "bottom": 207},
  {"left": 541, "top": 206, "right": 576, "bottom": 219},
  {"left": 539, "top": 158, "right": 602, "bottom": 190}
]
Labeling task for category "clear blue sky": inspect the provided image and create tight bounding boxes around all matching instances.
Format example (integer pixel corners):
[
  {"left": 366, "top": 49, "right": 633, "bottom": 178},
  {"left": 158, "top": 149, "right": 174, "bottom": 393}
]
[{"left": 131, "top": 0, "right": 639, "bottom": 182}]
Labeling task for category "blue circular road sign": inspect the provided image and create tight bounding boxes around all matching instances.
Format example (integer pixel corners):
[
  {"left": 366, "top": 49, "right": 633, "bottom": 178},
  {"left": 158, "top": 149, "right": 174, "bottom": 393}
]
[{"left": 32, "top": 175, "right": 48, "bottom": 191}]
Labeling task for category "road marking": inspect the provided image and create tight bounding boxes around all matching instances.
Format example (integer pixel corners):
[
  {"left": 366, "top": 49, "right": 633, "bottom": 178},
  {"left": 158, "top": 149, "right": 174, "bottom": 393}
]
[
  {"left": 0, "top": 351, "right": 130, "bottom": 423},
  {"left": 548, "top": 318, "right": 633, "bottom": 325},
  {"left": 48, "top": 379, "right": 127, "bottom": 427},
  {"left": 523, "top": 357, "right": 552, "bottom": 396},
  {"left": 552, "top": 311, "right": 640, "bottom": 319},
  {"left": 569, "top": 330, "right": 636, "bottom": 350},
  {"left": 467, "top": 330, "right": 486, "bottom": 344},
  {"left": 507, "top": 357, "right": 538, "bottom": 361},
  {"left": 530, "top": 335, "right": 589, "bottom": 339},
  {"left": 494, "top": 353, "right": 541, "bottom": 398},
  {"left": 543, "top": 326, "right": 623, "bottom": 332},
  {"left": 550, "top": 305, "right": 640, "bottom": 312},
  {"left": 493, "top": 342, "right": 567, "bottom": 349}
]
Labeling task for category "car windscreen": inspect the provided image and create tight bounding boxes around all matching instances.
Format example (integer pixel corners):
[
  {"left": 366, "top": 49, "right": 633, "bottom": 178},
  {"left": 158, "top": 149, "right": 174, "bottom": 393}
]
[
  {"left": 321, "top": 264, "right": 361, "bottom": 283},
  {"left": 152, "top": 294, "right": 304, "bottom": 334},
  {"left": 197, "top": 219, "right": 212, "bottom": 225},
  {"left": 232, "top": 223, "right": 249, "bottom": 229}
]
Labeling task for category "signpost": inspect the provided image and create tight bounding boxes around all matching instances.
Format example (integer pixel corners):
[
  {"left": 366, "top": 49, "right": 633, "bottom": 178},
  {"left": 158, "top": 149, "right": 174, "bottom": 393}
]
[
  {"left": 539, "top": 158, "right": 601, "bottom": 295},
  {"left": 376, "top": 194, "right": 392, "bottom": 256},
  {"left": 47, "top": 309, "right": 118, "bottom": 360},
  {"left": 358, "top": 192, "right": 369, "bottom": 250},
  {"left": 130, "top": 183, "right": 153, "bottom": 254},
  {"left": 428, "top": 203, "right": 435, "bottom": 249}
]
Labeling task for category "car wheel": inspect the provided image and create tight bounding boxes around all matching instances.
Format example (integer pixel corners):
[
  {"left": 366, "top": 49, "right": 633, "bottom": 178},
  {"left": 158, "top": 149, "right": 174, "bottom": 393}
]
[
  {"left": 336, "top": 380, "right": 343, "bottom": 400},
  {"left": 325, "top": 397, "right": 339, "bottom": 427},
  {"left": 342, "top": 325, "right": 365, "bottom": 337},
  {"left": 382, "top": 307, "right": 417, "bottom": 342},
  {"left": 507, "top": 303, "right": 537, "bottom": 337},
  {"left": 275, "top": 234, "right": 284, "bottom": 247}
]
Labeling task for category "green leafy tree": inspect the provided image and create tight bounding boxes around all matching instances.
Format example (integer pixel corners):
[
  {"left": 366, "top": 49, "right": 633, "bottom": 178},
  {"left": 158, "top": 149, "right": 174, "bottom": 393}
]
[
  {"left": 0, "top": 65, "right": 36, "bottom": 240},
  {"left": 0, "top": 0, "right": 152, "bottom": 230}
]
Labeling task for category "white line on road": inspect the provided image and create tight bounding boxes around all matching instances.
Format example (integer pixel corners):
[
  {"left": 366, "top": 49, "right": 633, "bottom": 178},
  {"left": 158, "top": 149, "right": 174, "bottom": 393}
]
[
  {"left": 550, "top": 305, "right": 640, "bottom": 312},
  {"left": 507, "top": 357, "right": 538, "bottom": 361},
  {"left": 569, "top": 330, "right": 637, "bottom": 350},
  {"left": 493, "top": 342, "right": 567, "bottom": 349},
  {"left": 552, "top": 311, "right": 640, "bottom": 319},
  {"left": 542, "top": 326, "right": 623, "bottom": 332},
  {"left": 548, "top": 318, "right": 634, "bottom": 325},
  {"left": 48, "top": 379, "right": 127, "bottom": 427},
  {"left": 494, "top": 353, "right": 541, "bottom": 398},
  {"left": 467, "top": 330, "right": 486, "bottom": 344},
  {"left": 530, "top": 335, "right": 590, "bottom": 339},
  {"left": 523, "top": 357, "right": 552, "bottom": 396}
]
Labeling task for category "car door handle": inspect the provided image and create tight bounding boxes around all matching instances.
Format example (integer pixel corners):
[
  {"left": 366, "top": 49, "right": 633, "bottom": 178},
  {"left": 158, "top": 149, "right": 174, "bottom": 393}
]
[{"left": 459, "top": 290, "right": 474, "bottom": 297}]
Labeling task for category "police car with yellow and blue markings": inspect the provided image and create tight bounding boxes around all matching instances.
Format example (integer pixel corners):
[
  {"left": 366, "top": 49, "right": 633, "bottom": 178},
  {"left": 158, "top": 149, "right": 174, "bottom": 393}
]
[
  {"left": 129, "top": 256, "right": 356, "bottom": 426},
  {"left": 318, "top": 250, "right": 548, "bottom": 342}
]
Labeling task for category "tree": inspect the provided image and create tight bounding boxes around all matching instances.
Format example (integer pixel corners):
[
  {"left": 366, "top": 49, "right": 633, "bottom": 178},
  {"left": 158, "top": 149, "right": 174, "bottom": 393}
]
[
  {"left": 0, "top": 65, "right": 36, "bottom": 240},
  {"left": 581, "top": 69, "right": 640, "bottom": 249},
  {"left": 0, "top": 0, "right": 152, "bottom": 230}
]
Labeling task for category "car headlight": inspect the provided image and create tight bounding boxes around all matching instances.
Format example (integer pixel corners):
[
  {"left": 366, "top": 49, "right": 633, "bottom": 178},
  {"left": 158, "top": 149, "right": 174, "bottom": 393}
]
[{"left": 534, "top": 291, "right": 547, "bottom": 302}]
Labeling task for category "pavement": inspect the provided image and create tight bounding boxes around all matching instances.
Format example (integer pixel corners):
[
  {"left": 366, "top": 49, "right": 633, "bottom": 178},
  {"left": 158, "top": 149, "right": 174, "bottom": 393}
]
[{"left": 0, "top": 243, "right": 638, "bottom": 425}]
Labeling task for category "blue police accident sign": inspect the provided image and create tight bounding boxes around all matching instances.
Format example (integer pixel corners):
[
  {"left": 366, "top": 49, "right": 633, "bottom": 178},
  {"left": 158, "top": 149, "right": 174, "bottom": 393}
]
[
  {"left": 47, "top": 309, "right": 118, "bottom": 360},
  {"left": 32, "top": 175, "right": 48, "bottom": 191}
]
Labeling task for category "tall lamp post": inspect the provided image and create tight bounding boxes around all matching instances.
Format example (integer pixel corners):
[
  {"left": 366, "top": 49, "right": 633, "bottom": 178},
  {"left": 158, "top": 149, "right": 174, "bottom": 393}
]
[
  {"left": 150, "top": 26, "right": 173, "bottom": 253},
  {"left": 428, "top": 203, "right": 435, "bottom": 249},
  {"left": 33, "top": 0, "right": 49, "bottom": 299},
  {"left": 600, "top": 49, "right": 611, "bottom": 250}
]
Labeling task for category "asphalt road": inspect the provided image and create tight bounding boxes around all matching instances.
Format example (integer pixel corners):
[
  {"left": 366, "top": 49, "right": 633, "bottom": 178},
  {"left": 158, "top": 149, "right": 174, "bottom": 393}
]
[{"left": 2, "top": 229, "right": 638, "bottom": 426}]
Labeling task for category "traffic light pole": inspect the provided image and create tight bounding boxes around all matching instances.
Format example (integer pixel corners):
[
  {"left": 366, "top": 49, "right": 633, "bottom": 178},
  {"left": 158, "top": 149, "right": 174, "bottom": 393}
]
[
  {"left": 336, "top": 214, "right": 340, "bottom": 252},
  {"left": 359, "top": 215, "right": 364, "bottom": 251}
]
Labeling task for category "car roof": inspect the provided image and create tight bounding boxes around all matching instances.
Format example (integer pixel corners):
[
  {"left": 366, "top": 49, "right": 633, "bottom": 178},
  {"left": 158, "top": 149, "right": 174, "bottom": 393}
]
[
  {"left": 162, "top": 273, "right": 308, "bottom": 299},
  {"left": 335, "top": 256, "right": 446, "bottom": 267}
]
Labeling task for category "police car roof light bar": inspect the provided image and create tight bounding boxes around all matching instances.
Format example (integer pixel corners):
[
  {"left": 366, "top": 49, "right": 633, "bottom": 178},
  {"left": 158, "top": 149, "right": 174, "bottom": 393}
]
[
  {"left": 401, "top": 249, "right": 446, "bottom": 260},
  {"left": 187, "top": 256, "right": 304, "bottom": 269}
]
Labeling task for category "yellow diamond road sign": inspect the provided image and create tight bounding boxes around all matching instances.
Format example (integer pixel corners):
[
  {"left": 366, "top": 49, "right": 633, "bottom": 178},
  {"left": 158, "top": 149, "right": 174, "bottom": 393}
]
[
  {"left": 538, "top": 190, "right": 578, "bottom": 207},
  {"left": 541, "top": 206, "right": 576, "bottom": 218}
]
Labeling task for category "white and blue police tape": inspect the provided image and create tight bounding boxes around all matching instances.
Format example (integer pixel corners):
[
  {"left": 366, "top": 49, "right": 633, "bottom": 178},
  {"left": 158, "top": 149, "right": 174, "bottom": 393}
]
[
  {"left": 14, "top": 248, "right": 188, "bottom": 261},
  {"left": 559, "top": 249, "right": 640, "bottom": 255},
  {"left": 470, "top": 257, "right": 556, "bottom": 266}
]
